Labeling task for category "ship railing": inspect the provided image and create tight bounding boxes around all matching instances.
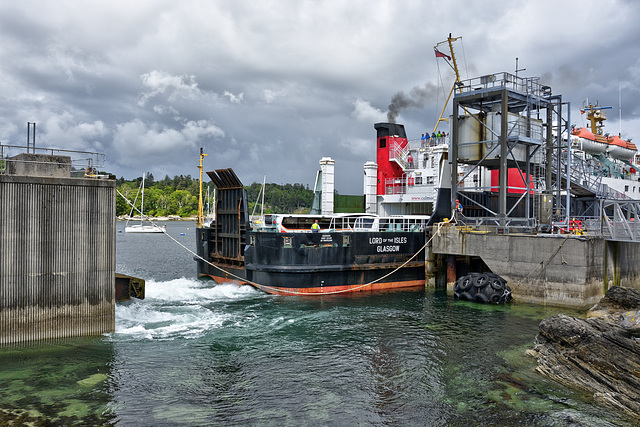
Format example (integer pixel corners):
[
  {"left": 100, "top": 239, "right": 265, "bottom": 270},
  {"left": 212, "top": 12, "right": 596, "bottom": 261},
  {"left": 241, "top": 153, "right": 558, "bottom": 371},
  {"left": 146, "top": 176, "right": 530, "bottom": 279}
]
[
  {"left": 389, "top": 141, "right": 410, "bottom": 170},
  {"left": 325, "top": 216, "right": 427, "bottom": 232},
  {"left": 379, "top": 217, "right": 428, "bottom": 232},
  {"left": 0, "top": 144, "right": 106, "bottom": 177},
  {"left": 410, "top": 136, "right": 449, "bottom": 150},
  {"left": 384, "top": 175, "right": 431, "bottom": 195},
  {"left": 327, "top": 216, "right": 378, "bottom": 232},
  {"left": 385, "top": 176, "right": 406, "bottom": 195}
]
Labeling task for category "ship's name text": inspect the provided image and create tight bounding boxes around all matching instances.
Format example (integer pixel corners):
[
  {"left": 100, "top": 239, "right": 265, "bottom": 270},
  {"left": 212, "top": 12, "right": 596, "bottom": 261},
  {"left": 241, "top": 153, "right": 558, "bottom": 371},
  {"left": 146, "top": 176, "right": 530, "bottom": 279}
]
[{"left": 369, "top": 236, "right": 407, "bottom": 253}]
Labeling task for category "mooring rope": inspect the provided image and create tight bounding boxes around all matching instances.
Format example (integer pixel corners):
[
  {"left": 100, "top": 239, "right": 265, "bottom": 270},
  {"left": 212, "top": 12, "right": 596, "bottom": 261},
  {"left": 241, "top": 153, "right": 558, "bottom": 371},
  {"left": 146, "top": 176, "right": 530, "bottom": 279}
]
[
  {"left": 117, "top": 190, "right": 442, "bottom": 296},
  {"left": 518, "top": 233, "right": 572, "bottom": 285}
]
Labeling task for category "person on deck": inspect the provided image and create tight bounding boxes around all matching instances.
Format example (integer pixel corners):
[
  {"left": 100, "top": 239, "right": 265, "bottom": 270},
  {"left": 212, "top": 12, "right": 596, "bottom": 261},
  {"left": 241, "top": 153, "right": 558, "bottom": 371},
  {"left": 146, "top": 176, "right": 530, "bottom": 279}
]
[
  {"left": 408, "top": 154, "right": 414, "bottom": 168},
  {"left": 311, "top": 220, "right": 320, "bottom": 232},
  {"left": 421, "top": 134, "right": 426, "bottom": 148},
  {"left": 425, "top": 132, "right": 431, "bottom": 146}
]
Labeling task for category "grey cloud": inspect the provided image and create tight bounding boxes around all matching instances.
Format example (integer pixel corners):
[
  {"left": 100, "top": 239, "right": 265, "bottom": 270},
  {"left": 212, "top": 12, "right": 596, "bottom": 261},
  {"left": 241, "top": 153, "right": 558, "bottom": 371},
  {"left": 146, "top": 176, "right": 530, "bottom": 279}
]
[{"left": 1, "top": 0, "right": 640, "bottom": 193}]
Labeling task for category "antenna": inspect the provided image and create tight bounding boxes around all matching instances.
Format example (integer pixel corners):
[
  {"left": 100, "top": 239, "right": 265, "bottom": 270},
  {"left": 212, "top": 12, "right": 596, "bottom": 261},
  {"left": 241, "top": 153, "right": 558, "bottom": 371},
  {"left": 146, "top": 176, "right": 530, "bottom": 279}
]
[
  {"left": 515, "top": 58, "right": 526, "bottom": 78},
  {"left": 619, "top": 82, "right": 622, "bottom": 136}
]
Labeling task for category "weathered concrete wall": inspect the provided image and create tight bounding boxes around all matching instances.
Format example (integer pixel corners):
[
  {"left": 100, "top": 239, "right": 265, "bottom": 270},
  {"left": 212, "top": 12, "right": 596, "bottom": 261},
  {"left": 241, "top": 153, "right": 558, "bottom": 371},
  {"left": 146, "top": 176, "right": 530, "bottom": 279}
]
[
  {"left": 431, "top": 225, "right": 640, "bottom": 308},
  {"left": 0, "top": 175, "right": 115, "bottom": 344},
  {"left": 6, "top": 153, "right": 71, "bottom": 178}
]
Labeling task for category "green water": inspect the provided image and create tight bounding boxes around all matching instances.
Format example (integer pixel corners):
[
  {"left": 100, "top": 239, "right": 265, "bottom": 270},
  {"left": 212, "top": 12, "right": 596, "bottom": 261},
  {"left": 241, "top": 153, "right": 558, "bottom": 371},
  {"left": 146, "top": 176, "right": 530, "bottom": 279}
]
[{"left": 0, "top": 222, "right": 632, "bottom": 425}]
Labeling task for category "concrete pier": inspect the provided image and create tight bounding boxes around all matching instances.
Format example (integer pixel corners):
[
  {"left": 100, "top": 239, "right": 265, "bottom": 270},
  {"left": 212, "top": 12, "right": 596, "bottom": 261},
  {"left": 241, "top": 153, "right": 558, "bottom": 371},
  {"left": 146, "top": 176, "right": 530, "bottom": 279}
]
[
  {"left": 0, "top": 154, "right": 115, "bottom": 344},
  {"left": 431, "top": 224, "right": 640, "bottom": 309}
]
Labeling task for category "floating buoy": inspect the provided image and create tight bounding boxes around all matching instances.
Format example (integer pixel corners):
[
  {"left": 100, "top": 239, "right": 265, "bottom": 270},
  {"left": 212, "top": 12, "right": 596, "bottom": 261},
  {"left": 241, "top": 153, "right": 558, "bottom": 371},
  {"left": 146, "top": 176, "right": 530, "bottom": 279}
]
[{"left": 453, "top": 272, "right": 512, "bottom": 303}]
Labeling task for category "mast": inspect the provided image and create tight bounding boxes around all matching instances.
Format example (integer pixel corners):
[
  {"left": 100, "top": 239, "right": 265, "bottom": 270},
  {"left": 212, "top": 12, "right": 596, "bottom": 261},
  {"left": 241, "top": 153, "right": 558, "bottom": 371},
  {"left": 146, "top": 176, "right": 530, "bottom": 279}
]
[
  {"left": 581, "top": 102, "right": 612, "bottom": 136},
  {"left": 197, "top": 147, "right": 208, "bottom": 228},
  {"left": 432, "top": 34, "right": 463, "bottom": 134},
  {"left": 261, "top": 175, "right": 266, "bottom": 218},
  {"left": 140, "top": 172, "right": 145, "bottom": 225}
]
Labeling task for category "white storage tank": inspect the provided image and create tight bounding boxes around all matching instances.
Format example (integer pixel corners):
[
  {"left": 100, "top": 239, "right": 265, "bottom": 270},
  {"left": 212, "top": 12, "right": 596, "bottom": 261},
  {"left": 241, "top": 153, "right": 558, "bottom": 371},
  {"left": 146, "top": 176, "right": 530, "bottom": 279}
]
[{"left": 455, "top": 114, "right": 482, "bottom": 162}]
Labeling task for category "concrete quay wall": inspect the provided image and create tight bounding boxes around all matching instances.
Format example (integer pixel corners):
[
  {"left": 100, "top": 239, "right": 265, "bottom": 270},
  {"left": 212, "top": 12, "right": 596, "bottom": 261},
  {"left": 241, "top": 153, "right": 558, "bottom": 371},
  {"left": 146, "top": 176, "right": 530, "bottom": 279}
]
[
  {"left": 0, "top": 175, "right": 116, "bottom": 344},
  {"left": 431, "top": 225, "right": 640, "bottom": 308}
]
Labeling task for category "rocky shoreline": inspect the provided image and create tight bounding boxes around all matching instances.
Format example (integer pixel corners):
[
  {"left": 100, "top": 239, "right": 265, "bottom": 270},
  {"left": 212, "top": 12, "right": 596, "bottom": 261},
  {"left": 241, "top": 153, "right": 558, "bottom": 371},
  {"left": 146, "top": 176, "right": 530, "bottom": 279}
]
[{"left": 527, "top": 286, "right": 640, "bottom": 420}]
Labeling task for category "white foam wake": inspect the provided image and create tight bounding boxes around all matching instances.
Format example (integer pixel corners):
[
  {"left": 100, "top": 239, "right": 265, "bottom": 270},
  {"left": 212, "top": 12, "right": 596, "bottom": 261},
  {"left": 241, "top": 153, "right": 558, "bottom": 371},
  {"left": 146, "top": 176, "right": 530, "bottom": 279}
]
[{"left": 110, "top": 278, "right": 263, "bottom": 341}]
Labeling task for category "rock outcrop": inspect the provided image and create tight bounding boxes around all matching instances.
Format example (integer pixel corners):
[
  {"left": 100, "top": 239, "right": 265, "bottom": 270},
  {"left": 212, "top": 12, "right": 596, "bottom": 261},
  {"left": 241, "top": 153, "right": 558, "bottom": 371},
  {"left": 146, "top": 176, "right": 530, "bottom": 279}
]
[{"left": 528, "top": 286, "right": 640, "bottom": 419}]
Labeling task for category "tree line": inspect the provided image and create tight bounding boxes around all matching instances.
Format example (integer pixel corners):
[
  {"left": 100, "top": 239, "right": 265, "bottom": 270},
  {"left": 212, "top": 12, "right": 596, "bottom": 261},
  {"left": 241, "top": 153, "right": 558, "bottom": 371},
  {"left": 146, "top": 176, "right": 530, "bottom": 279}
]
[{"left": 116, "top": 174, "right": 315, "bottom": 217}]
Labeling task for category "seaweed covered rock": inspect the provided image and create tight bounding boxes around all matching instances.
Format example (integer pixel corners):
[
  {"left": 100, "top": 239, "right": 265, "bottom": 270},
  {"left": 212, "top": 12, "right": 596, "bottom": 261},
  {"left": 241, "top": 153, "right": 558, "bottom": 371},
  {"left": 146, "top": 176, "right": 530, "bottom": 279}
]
[{"left": 528, "top": 286, "right": 640, "bottom": 419}]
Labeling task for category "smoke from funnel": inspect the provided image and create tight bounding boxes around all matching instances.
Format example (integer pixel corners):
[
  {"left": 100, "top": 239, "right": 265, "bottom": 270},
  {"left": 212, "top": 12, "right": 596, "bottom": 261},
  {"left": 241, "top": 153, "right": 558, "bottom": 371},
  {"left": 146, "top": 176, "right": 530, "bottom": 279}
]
[{"left": 387, "top": 83, "right": 438, "bottom": 123}]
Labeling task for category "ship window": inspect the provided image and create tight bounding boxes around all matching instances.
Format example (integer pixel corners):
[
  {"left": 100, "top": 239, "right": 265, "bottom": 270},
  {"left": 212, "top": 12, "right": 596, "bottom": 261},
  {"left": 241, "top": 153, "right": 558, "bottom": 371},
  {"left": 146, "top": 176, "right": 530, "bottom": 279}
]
[
  {"left": 283, "top": 237, "right": 292, "bottom": 248},
  {"left": 343, "top": 235, "right": 350, "bottom": 247},
  {"left": 625, "top": 185, "right": 629, "bottom": 192},
  {"left": 250, "top": 235, "right": 255, "bottom": 246},
  {"left": 415, "top": 176, "right": 422, "bottom": 185},
  {"left": 380, "top": 138, "right": 386, "bottom": 148}
]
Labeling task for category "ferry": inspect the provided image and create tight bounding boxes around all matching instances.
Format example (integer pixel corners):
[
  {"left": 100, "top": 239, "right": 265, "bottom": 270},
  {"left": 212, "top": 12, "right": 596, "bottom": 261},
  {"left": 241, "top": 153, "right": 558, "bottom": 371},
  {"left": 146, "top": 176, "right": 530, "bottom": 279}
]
[
  {"left": 194, "top": 35, "right": 462, "bottom": 295},
  {"left": 194, "top": 33, "right": 640, "bottom": 296},
  {"left": 194, "top": 120, "right": 449, "bottom": 295}
]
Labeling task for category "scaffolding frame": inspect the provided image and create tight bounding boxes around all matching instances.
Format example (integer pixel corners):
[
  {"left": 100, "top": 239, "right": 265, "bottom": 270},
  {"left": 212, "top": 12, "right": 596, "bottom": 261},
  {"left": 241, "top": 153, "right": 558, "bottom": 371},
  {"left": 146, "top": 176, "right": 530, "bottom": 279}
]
[{"left": 450, "top": 72, "right": 565, "bottom": 231}]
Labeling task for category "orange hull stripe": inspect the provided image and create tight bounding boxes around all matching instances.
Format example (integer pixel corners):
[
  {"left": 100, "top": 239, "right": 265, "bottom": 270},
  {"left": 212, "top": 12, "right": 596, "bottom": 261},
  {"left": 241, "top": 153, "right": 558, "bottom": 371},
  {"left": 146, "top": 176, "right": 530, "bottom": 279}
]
[{"left": 251, "top": 279, "right": 425, "bottom": 296}]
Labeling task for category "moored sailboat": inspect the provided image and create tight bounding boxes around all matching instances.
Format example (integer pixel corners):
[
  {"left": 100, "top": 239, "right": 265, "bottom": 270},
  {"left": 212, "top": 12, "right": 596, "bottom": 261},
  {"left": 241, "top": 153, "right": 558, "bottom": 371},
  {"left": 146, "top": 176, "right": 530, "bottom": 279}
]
[{"left": 125, "top": 172, "right": 165, "bottom": 233}]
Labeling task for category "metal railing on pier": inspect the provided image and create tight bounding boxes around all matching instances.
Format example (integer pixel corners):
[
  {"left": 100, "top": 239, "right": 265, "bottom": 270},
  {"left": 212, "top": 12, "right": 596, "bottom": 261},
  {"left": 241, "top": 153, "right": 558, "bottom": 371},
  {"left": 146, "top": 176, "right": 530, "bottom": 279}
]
[
  {"left": 0, "top": 144, "right": 106, "bottom": 177},
  {"left": 598, "top": 199, "right": 640, "bottom": 242}
]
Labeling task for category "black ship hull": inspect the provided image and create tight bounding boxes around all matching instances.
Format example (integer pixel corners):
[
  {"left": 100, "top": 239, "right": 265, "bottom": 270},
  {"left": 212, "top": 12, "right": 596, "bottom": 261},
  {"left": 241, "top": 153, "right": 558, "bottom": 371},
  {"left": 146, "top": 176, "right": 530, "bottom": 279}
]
[{"left": 196, "top": 228, "right": 426, "bottom": 295}]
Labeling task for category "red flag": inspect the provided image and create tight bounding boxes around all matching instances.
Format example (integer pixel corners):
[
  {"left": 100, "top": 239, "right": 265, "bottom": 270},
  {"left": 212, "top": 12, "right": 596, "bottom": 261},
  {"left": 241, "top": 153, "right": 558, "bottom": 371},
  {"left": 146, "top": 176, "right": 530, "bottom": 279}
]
[{"left": 434, "top": 48, "right": 451, "bottom": 60}]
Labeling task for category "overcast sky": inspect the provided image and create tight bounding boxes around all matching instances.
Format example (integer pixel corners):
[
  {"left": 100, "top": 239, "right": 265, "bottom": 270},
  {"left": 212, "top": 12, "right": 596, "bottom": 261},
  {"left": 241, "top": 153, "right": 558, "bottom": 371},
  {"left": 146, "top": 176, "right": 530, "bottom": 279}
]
[{"left": 2, "top": 0, "right": 639, "bottom": 194}]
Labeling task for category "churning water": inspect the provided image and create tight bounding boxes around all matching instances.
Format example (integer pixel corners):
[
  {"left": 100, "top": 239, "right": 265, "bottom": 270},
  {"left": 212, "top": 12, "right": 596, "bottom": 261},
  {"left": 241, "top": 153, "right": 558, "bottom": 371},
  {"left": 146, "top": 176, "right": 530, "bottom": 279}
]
[{"left": 0, "top": 222, "right": 632, "bottom": 425}]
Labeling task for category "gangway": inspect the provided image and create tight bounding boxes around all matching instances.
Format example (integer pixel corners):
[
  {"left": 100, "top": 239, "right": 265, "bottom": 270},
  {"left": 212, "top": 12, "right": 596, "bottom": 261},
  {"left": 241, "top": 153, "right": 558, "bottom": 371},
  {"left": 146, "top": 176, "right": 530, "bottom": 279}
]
[
  {"left": 549, "top": 151, "right": 639, "bottom": 241},
  {"left": 549, "top": 150, "right": 628, "bottom": 200}
]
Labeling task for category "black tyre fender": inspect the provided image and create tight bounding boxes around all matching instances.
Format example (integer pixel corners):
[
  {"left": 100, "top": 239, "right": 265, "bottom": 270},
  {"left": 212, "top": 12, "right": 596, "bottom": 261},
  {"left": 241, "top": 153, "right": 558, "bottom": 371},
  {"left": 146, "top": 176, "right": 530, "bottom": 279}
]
[
  {"left": 459, "top": 276, "right": 473, "bottom": 291},
  {"left": 474, "top": 273, "right": 490, "bottom": 289},
  {"left": 474, "top": 293, "right": 490, "bottom": 303},
  {"left": 459, "top": 291, "right": 473, "bottom": 301},
  {"left": 482, "top": 284, "right": 499, "bottom": 299},
  {"left": 490, "top": 278, "right": 504, "bottom": 290}
]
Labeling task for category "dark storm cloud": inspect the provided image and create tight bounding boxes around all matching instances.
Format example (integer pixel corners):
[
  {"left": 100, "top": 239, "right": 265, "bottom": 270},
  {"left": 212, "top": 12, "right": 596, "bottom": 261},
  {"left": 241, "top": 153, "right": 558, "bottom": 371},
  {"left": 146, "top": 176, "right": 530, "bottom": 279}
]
[{"left": 1, "top": 0, "right": 639, "bottom": 193}]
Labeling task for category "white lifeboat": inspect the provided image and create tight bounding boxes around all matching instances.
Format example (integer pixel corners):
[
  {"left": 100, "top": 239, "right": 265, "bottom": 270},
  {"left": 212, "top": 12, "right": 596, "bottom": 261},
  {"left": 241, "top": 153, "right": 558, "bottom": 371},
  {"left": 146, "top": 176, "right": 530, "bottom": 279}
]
[
  {"left": 571, "top": 127, "right": 607, "bottom": 154},
  {"left": 607, "top": 135, "right": 637, "bottom": 161}
]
